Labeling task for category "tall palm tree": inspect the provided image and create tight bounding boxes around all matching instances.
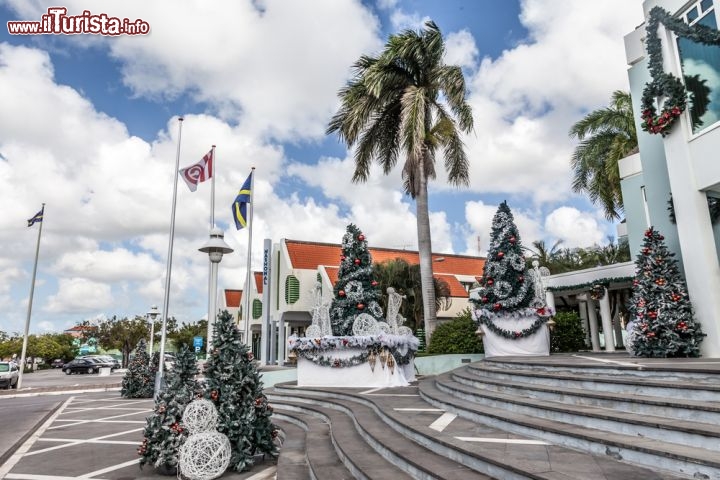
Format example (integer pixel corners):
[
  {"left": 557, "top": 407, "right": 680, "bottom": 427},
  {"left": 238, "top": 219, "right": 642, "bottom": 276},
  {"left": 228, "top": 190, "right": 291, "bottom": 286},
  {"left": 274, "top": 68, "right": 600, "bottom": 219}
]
[
  {"left": 327, "top": 21, "right": 473, "bottom": 341},
  {"left": 569, "top": 91, "right": 637, "bottom": 220}
]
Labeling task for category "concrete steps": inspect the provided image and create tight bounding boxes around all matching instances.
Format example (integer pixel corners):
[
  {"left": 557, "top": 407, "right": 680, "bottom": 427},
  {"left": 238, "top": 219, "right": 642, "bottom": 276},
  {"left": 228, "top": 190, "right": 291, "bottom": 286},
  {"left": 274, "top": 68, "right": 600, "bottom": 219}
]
[
  {"left": 268, "top": 381, "right": 681, "bottom": 479},
  {"left": 418, "top": 358, "right": 720, "bottom": 479}
]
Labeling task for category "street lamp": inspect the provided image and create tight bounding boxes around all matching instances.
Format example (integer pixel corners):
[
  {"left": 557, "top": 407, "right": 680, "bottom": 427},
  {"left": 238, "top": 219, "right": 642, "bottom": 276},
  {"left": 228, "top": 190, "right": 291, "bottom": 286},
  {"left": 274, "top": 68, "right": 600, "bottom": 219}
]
[
  {"left": 147, "top": 305, "right": 160, "bottom": 354},
  {"left": 199, "top": 227, "right": 233, "bottom": 354}
]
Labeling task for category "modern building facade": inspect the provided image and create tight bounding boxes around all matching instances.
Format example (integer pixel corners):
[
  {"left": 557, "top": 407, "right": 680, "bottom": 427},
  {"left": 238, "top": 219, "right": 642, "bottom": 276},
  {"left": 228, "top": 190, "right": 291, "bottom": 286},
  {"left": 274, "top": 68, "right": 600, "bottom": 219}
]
[{"left": 619, "top": 0, "right": 720, "bottom": 357}]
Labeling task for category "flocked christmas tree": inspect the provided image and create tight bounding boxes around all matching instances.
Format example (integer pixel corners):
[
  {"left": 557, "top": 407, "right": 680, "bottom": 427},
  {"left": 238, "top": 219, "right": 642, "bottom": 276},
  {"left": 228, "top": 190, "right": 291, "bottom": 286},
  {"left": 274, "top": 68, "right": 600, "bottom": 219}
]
[
  {"left": 627, "top": 227, "right": 704, "bottom": 357},
  {"left": 203, "top": 310, "right": 277, "bottom": 472},
  {"left": 121, "top": 339, "right": 154, "bottom": 398},
  {"left": 139, "top": 345, "right": 200, "bottom": 472},
  {"left": 329, "top": 224, "right": 384, "bottom": 336},
  {"left": 470, "top": 201, "right": 551, "bottom": 339}
]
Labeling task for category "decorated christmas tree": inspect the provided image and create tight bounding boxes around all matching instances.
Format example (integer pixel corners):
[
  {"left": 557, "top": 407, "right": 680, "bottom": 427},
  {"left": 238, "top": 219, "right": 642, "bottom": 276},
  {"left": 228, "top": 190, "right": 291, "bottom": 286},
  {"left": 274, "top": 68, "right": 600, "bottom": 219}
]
[
  {"left": 139, "top": 345, "right": 200, "bottom": 472},
  {"left": 470, "top": 201, "right": 551, "bottom": 340},
  {"left": 121, "top": 339, "right": 154, "bottom": 398},
  {"left": 203, "top": 310, "right": 277, "bottom": 472},
  {"left": 329, "top": 224, "right": 384, "bottom": 336},
  {"left": 627, "top": 227, "right": 704, "bottom": 357}
]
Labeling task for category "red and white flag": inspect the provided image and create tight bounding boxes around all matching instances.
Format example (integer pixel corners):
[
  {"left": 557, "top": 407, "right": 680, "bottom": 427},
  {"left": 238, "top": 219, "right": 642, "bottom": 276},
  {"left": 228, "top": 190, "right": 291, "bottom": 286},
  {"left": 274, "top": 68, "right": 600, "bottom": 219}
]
[{"left": 179, "top": 149, "right": 213, "bottom": 192}]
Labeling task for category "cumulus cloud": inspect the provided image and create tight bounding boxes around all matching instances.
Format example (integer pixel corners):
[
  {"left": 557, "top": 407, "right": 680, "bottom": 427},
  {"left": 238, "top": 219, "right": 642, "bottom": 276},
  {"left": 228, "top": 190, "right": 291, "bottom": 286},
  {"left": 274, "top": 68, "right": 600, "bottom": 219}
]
[
  {"left": 444, "top": 30, "right": 479, "bottom": 69},
  {"left": 45, "top": 278, "right": 114, "bottom": 313},
  {"left": 544, "top": 206, "right": 605, "bottom": 248}
]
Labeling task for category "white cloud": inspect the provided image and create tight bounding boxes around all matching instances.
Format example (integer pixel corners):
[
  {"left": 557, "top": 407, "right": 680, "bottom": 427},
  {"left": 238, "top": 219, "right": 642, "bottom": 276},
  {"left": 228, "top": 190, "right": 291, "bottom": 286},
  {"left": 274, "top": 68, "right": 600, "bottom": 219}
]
[
  {"left": 444, "top": 30, "right": 479, "bottom": 69},
  {"left": 544, "top": 206, "right": 604, "bottom": 248},
  {"left": 389, "top": 10, "right": 431, "bottom": 31},
  {"left": 45, "top": 278, "right": 114, "bottom": 313},
  {"left": 462, "top": 200, "right": 543, "bottom": 255}
]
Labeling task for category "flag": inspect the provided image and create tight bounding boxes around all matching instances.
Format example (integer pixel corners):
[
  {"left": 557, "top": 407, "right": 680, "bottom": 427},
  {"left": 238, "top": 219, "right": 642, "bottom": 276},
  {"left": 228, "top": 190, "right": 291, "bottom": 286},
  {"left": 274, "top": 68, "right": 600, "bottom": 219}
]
[
  {"left": 179, "top": 149, "right": 213, "bottom": 192},
  {"left": 232, "top": 172, "right": 253, "bottom": 230},
  {"left": 27, "top": 207, "right": 43, "bottom": 227}
]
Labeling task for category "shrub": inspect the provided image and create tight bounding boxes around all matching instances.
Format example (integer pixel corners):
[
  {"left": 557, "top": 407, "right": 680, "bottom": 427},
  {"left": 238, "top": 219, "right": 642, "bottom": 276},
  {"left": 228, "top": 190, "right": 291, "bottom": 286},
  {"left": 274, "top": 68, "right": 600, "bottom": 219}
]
[
  {"left": 550, "top": 311, "right": 587, "bottom": 353},
  {"left": 427, "top": 310, "right": 484, "bottom": 355}
]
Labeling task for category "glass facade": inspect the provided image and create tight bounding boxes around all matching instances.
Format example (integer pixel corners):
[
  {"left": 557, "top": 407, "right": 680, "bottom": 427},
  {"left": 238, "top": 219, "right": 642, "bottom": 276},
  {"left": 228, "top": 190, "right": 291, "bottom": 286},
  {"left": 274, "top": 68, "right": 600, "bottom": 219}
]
[{"left": 678, "top": 1, "right": 720, "bottom": 134}]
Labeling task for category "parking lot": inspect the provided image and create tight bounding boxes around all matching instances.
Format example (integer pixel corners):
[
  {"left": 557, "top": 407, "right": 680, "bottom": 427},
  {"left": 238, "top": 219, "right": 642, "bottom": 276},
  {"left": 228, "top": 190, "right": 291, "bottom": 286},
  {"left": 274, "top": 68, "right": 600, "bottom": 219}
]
[{"left": 1, "top": 392, "right": 277, "bottom": 480}]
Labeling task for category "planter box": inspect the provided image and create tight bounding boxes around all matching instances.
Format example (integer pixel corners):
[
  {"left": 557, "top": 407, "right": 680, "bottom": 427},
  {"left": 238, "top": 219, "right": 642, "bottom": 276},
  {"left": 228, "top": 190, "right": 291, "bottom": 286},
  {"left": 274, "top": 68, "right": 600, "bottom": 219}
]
[{"left": 480, "top": 319, "right": 550, "bottom": 358}]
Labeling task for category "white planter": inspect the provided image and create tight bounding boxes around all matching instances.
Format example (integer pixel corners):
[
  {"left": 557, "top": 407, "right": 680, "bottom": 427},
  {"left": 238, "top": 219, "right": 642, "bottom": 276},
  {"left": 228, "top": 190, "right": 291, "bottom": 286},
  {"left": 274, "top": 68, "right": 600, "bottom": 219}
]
[
  {"left": 296, "top": 347, "right": 415, "bottom": 387},
  {"left": 480, "top": 315, "right": 550, "bottom": 358}
]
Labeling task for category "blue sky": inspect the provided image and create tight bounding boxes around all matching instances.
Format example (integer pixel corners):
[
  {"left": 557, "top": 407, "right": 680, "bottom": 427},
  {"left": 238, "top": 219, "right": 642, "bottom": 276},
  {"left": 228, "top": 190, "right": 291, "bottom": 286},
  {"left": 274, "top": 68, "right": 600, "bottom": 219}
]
[{"left": 0, "top": 0, "right": 644, "bottom": 334}]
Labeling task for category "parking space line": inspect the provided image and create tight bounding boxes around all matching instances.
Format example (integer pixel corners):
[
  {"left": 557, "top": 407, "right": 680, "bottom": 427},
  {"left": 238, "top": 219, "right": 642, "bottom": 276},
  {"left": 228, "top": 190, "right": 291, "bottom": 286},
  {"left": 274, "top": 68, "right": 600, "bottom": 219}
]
[
  {"left": 5, "top": 474, "right": 104, "bottom": 480},
  {"left": 37, "top": 438, "right": 140, "bottom": 445},
  {"left": 48, "top": 409, "right": 151, "bottom": 430},
  {"left": 25, "top": 428, "right": 143, "bottom": 456},
  {"left": 78, "top": 458, "right": 140, "bottom": 478},
  {"left": 53, "top": 419, "right": 145, "bottom": 424},
  {"left": 0, "top": 397, "right": 73, "bottom": 479}
]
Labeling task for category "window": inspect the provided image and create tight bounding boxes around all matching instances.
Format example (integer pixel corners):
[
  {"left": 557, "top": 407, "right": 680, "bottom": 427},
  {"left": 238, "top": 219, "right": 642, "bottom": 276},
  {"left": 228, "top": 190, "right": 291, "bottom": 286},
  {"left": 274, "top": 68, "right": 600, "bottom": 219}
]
[
  {"left": 678, "top": 1, "right": 720, "bottom": 134},
  {"left": 252, "top": 299, "right": 263, "bottom": 319},
  {"left": 285, "top": 275, "right": 300, "bottom": 304}
]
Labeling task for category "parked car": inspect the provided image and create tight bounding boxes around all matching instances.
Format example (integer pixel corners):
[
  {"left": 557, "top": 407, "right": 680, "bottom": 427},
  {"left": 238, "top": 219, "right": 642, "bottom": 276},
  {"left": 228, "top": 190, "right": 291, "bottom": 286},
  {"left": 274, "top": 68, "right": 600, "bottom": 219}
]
[
  {"left": 62, "top": 358, "right": 101, "bottom": 375},
  {"left": 81, "top": 355, "right": 121, "bottom": 370},
  {"left": 50, "top": 359, "right": 65, "bottom": 369},
  {"left": 0, "top": 361, "right": 20, "bottom": 389}
]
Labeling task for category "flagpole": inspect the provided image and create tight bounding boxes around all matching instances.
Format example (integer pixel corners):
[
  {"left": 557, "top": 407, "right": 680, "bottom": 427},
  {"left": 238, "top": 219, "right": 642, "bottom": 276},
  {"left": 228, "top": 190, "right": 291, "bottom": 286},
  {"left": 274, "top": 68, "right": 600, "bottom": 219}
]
[
  {"left": 210, "top": 145, "right": 216, "bottom": 228},
  {"left": 243, "top": 167, "right": 256, "bottom": 347},
  {"left": 156, "top": 116, "right": 184, "bottom": 396},
  {"left": 17, "top": 204, "right": 44, "bottom": 390}
]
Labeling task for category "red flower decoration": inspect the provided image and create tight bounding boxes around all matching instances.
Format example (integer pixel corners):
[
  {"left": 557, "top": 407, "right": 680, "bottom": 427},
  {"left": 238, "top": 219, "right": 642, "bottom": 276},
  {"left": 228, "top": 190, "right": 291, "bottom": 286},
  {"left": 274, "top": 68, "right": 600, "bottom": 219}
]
[
  {"left": 358, "top": 234, "right": 365, "bottom": 241},
  {"left": 371, "top": 280, "right": 378, "bottom": 287}
]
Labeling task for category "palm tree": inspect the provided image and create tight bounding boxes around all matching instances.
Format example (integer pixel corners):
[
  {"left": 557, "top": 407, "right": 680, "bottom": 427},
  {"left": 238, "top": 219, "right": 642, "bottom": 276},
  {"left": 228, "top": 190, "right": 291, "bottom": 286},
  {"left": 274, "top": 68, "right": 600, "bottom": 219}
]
[
  {"left": 327, "top": 21, "right": 474, "bottom": 341},
  {"left": 524, "top": 239, "right": 563, "bottom": 272},
  {"left": 569, "top": 90, "right": 637, "bottom": 220}
]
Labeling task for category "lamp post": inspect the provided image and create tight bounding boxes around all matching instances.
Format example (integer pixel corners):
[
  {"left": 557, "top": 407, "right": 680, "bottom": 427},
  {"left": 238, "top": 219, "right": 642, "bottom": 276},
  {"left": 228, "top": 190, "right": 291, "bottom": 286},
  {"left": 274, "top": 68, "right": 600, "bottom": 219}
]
[
  {"left": 199, "top": 227, "right": 233, "bottom": 354},
  {"left": 147, "top": 305, "right": 160, "bottom": 355}
]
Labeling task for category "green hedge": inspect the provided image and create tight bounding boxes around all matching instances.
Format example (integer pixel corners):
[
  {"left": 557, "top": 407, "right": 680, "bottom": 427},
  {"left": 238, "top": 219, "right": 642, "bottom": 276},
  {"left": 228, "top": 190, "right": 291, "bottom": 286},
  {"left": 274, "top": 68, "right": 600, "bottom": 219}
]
[
  {"left": 428, "top": 310, "right": 484, "bottom": 355},
  {"left": 550, "top": 311, "right": 588, "bottom": 353}
]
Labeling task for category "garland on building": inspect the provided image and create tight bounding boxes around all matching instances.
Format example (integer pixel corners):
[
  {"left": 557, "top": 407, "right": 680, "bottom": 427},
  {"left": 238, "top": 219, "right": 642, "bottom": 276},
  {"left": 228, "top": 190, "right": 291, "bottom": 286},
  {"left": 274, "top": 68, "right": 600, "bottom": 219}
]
[
  {"left": 546, "top": 277, "right": 634, "bottom": 293},
  {"left": 641, "top": 6, "right": 720, "bottom": 136},
  {"left": 296, "top": 350, "right": 370, "bottom": 368}
]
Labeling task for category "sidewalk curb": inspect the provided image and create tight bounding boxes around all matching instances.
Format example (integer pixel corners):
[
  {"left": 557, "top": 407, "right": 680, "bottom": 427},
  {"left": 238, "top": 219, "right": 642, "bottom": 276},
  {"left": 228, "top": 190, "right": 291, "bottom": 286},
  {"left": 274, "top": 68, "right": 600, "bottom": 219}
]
[{"left": 0, "top": 399, "right": 63, "bottom": 468}]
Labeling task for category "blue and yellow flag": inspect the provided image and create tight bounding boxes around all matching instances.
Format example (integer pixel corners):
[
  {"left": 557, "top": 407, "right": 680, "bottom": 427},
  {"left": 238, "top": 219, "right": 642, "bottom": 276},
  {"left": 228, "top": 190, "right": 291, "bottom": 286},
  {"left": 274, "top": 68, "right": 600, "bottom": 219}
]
[
  {"left": 232, "top": 172, "right": 253, "bottom": 230},
  {"left": 27, "top": 207, "right": 44, "bottom": 227}
]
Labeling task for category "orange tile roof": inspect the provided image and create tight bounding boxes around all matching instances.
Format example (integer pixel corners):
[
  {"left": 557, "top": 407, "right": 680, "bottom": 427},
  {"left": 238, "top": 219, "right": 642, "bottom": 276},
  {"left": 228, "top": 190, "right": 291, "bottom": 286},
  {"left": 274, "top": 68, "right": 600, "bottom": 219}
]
[
  {"left": 225, "top": 289, "right": 242, "bottom": 308},
  {"left": 285, "top": 240, "right": 484, "bottom": 276},
  {"left": 254, "top": 272, "right": 263, "bottom": 294},
  {"left": 434, "top": 274, "right": 469, "bottom": 298}
]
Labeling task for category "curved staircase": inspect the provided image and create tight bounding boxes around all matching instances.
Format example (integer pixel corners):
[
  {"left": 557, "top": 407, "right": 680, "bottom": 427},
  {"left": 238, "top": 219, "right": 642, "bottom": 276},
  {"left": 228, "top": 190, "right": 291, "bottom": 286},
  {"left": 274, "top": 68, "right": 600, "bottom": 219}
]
[{"left": 266, "top": 354, "right": 720, "bottom": 480}]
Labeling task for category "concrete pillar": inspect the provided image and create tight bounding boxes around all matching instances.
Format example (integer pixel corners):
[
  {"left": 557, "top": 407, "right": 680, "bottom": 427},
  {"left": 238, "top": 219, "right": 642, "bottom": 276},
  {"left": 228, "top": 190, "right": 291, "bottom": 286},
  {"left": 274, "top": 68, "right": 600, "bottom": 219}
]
[
  {"left": 659, "top": 24, "right": 720, "bottom": 358},
  {"left": 577, "top": 297, "right": 591, "bottom": 347},
  {"left": 599, "top": 288, "right": 615, "bottom": 352},
  {"left": 613, "top": 290, "right": 625, "bottom": 349},
  {"left": 580, "top": 294, "right": 600, "bottom": 352},
  {"left": 545, "top": 291, "right": 556, "bottom": 311}
]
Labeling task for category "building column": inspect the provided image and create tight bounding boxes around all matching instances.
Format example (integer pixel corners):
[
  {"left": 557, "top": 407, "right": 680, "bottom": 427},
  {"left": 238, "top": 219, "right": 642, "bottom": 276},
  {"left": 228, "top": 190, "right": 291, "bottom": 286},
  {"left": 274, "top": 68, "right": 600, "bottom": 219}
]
[
  {"left": 545, "top": 291, "right": 556, "bottom": 311},
  {"left": 660, "top": 24, "right": 720, "bottom": 357},
  {"left": 613, "top": 290, "right": 625, "bottom": 349},
  {"left": 580, "top": 294, "right": 600, "bottom": 352},
  {"left": 599, "top": 288, "right": 615, "bottom": 352}
]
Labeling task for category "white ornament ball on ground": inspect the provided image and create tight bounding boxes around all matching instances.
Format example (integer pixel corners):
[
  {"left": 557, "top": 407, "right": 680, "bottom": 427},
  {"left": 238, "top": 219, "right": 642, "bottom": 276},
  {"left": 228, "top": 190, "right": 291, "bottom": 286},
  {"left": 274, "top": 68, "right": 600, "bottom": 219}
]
[
  {"left": 178, "top": 431, "right": 231, "bottom": 480},
  {"left": 182, "top": 398, "right": 218, "bottom": 434}
]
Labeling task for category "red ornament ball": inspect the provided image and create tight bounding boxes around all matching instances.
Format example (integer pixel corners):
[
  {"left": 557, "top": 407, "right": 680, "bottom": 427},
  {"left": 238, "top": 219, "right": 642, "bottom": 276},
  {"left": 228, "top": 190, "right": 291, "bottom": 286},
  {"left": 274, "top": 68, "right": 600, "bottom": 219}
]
[
  {"left": 487, "top": 278, "right": 494, "bottom": 286},
  {"left": 339, "top": 290, "right": 346, "bottom": 297},
  {"left": 493, "top": 303, "right": 501, "bottom": 311},
  {"left": 357, "top": 303, "right": 365, "bottom": 309},
  {"left": 481, "top": 296, "right": 488, "bottom": 303},
  {"left": 341, "top": 255, "right": 346, "bottom": 260},
  {"left": 354, "top": 259, "right": 361, "bottom": 265},
  {"left": 371, "top": 280, "right": 378, "bottom": 287},
  {"left": 509, "top": 236, "right": 516, "bottom": 244},
  {"left": 518, "top": 275, "right": 524, "bottom": 282},
  {"left": 358, "top": 234, "right": 365, "bottom": 241},
  {"left": 497, "top": 251, "right": 505, "bottom": 258}
]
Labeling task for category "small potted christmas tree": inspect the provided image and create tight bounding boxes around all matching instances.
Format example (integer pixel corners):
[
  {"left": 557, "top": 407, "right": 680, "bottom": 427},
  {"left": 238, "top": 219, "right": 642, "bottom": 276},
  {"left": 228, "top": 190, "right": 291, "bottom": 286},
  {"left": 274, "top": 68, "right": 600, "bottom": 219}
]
[
  {"left": 139, "top": 345, "right": 200, "bottom": 474},
  {"left": 626, "top": 227, "right": 704, "bottom": 357},
  {"left": 121, "top": 339, "right": 154, "bottom": 398},
  {"left": 203, "top": 310, "right": 277, "bottom": 472},
  {"left": 470, "top": 201, "right": 553, "bottom": 356}
]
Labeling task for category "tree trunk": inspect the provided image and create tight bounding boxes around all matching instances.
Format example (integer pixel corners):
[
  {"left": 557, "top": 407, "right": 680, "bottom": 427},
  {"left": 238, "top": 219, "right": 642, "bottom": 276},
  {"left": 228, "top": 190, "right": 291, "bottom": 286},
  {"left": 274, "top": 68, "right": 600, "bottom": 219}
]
[
  {"left": 122, "top": 340, "right": 130, "bottom": 368},
  {"left": 415, "top": 159, "right": 437, "bottom": 345}
]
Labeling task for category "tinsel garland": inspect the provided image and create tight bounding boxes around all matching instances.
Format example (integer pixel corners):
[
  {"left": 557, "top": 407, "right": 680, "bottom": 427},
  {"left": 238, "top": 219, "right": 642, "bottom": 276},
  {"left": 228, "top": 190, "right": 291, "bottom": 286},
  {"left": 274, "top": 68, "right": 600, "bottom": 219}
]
[
  {"left": 546, "top": 277, "right": 634, "bottom": 293},
  {"left": 296, "top": 349, "right": 370, "bottom": 368},
  {"left": 640, "top": 6, "right": 720, "bottom": 136},
  {"left": 472, "top": 308, "right": 554, "bottom": 339},
  {"left": 288, "top": 334, "right": 418, "bottom": 366}
]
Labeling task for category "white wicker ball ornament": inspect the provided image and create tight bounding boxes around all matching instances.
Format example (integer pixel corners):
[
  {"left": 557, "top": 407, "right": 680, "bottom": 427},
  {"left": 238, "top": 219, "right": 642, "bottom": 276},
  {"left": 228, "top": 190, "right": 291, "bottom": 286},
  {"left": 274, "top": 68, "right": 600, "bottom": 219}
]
[
  {"left": 305, "top": 325, "right": 322, "bottom": 338},
  {"left": 397, "top": 326, "right": 413, "bottom": 336},
  {"left": 178, "top": 431, "right": 231, "bottom": 480},
  {"left": 182, "top": 398, "right": 218, "bottom": 434},
  {"left": 352, "top": 313, "right": 380, "bottom": 336}
]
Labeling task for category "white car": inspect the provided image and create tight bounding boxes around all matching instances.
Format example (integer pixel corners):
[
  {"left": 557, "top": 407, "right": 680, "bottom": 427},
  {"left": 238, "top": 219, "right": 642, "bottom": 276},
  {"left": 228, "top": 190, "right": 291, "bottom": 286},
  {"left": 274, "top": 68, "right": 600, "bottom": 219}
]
[{"left": 0, "top": 361, "right": 19, "bottom": 389}]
